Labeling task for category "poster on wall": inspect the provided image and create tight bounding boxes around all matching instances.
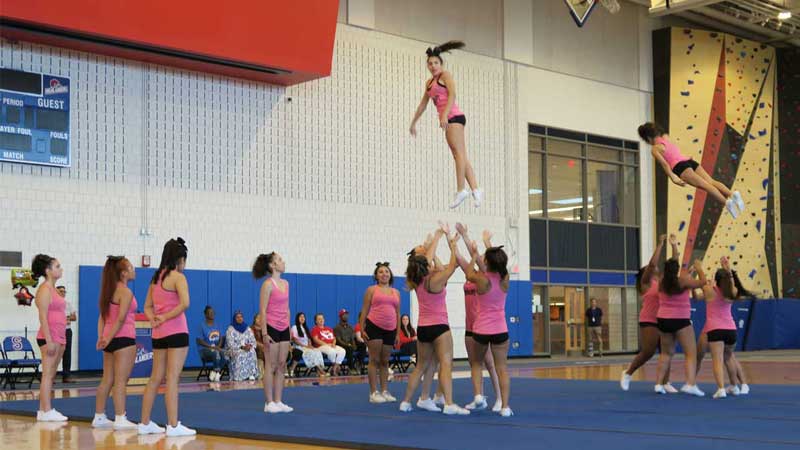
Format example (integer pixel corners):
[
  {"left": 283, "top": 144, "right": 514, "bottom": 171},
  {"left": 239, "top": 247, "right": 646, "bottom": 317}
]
[{"left": 0, "top": 67, "right": 70, "bottom": 168}]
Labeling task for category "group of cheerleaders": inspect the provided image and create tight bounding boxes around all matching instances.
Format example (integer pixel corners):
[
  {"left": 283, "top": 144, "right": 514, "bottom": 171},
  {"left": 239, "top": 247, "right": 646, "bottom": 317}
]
[
  {"left": 27, "top": 40, "right": 751, "bottom": 438},
  {"left": 621, "top": 233, "right": 752, "bottom": 399},
  {"left": 29, "top": 221, "right": 514, "bottom": 436}
]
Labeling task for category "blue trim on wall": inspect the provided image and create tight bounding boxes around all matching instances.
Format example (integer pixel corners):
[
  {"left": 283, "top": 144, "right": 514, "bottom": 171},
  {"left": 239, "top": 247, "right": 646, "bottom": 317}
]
[
  {"left": 627, "top": 274, "right": 636, "bottom": 286},
  {"left": 588, "top": 272, "right": 626, "bottom": 286},
  {"left": 548, "top": 270, "right": 587, "bottom": 285},
  {"left": 530, "top": 270, "right": 547, "bottom": 284},
  {"left": 80, "top": 267, "right": 461, "bottom": 370}
]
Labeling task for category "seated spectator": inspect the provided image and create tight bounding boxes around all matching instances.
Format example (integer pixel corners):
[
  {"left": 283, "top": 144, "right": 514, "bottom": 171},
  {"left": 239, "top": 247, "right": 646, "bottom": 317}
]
[
  {"left": 252, "top": 313, "right": 265, "bottom": 379},
  {"left": 353, "top": 311, "right": 368, "bottom": 373},
  {"left": 289, "top": 313, "right": 326, "bottom": 377},
  {"left": 311, "top": 313, "right": 346, "bottom": 376},
  {"left": 225, "top": 310, "right": 258, "bottom": 381},
  {"left": 197, "top": 306, "right": 225, "bottom": 381},
  {"left": 397, "top": 314, "right": 417, "bottom": 362},
  {"left": 334, "top": 309, "right": 357, "bottom": 372}
]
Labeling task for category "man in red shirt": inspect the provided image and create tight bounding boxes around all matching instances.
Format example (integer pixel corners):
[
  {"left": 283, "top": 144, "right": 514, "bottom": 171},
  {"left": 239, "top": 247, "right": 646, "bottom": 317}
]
[{"left": 311, "top": 313, "right": 347, "bottom": 376}]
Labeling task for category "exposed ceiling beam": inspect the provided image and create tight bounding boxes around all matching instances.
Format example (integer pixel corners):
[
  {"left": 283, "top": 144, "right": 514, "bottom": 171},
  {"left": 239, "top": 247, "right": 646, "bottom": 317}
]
[
  {"left": 694, "top": 5, "right": 800, "bottom": 46},
  {"left": 648, "top": 0, "right": 726, "bottom": 17}
]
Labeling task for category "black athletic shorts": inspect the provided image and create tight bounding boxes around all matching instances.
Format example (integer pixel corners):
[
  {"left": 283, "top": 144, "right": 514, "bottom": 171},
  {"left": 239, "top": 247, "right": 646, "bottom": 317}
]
[
  {"left": 36, "top": 339, "right": 47, "bottom": 347},
  {"left": 448, "top": 115, "right": 466, "bottom": 126},
  {"left": 657, "top": 318, "right": 692, "bottom": 334},
  {"left": 417, "top": 324, "right": 450, "bottom": 343},
  {"left": 707, "top": 329, "right": 737, "bottom": 345},
  {"left": 464, "top": 330, "right": 474, "bottom": 338},
  {"left": 104, "top": 337, "right": 136, "bottom": 353},
  {"left": 639, "top": 322, "right": 659, "bottom": 329},
  {"left": 672, "top": 159, "right": 699, "bottom": 177},
  {"left": 365, "top": 319, "right": 396, "bottom": 346},
  {"left": 267, "top": 325, "right": 291, "bottom": 343},
  {"left": 472, "top": 332, "right": 509, "bottom": 346},
  {"left": 152, "top": 333, "right": 189, "bottom": 349}
]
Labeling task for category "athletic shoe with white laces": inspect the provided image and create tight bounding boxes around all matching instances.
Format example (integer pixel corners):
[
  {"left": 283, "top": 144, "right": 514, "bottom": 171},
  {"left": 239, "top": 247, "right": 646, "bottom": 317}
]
[
  {"left": 472, "top": 189, "right": 483, "bottom": 208},
  {"left": 620, "top": 371, "right": 632, "bottom": 391},
  {"left": 442, "top": 404, "right": 471, "bottom": 415},
  {"left": 138, "top": 421, "right": 165, "bottom": 435},
  {"left": 733, "top": 191, "right": 745, "bottom": 213},
  {"left": 113, "top": 414, "right": 138, "bottom": 430},
  {"left": 492, "top": 399, "right": 502, "bottom": 413},
  {"left": 465, "top": 395, "right": 488, "bottom": 410},
  {"left": 416, "top": 398, "right": 441, "bottom": 412},
  {"left": 712, "top": 388, "right": 727, "bottom": 399},
  {"left": 654, "top": 384, "right": 667, "bottom": 395},
  {"left": 277, "top": 402, "right": 294, "bottom": 413},
  {"left": 264, "top": 402, "right": 282, "bottom": 414},
  {"left": 37, "top": 409, "right": 68, "bottom": 422},
  {"left": 725, "top": 385, "right": 741, "bottom": 396},
  {"left": 381, "top": 391, "right": 397, "bottom": 402},
  {"left": 92, "top": 413, "right": 113, "bottom": 428},
  {"left": 433, "top": 393, "right": 445, "bottom": 406},
  {"left": 726, "top": 198, "right": 739, "bottom": 219},
  {"left": 399, "top": 401, "right": 413, "bottom": 412},
  {"left": 680, "top": 384, "right": 705, "bottom": 397},
  {"left": 663, "top": 383, "right": 679, "bottom": 394},
  {"left": 166, "top": 422, "right": 196, "bottom": 437},
  {"left": 370, "top": 391, "right": 387, "bottom": 403},
  {"left": 500, "top": 407, "right": 514, "bottom": 417},
  {"left": 740, "top": 384, "right": 750, "bottom": 395},
  {"left": 449, "top": 189, "right": 471, "bottom": 209}
]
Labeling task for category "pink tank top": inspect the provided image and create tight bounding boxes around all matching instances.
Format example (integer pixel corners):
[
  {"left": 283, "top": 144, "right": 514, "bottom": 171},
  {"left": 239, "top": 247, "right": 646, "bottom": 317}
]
[
  {"left": 657, "top": 288, "right": 691, "bottom": 319},
  {"left": 367, "top": 286, "right": 399, "bottom": 331},
  {"left": 703, "top": 287, "right": 736, "bottom": 332},
  {"left": 427, "top": 75, "right": 464, "bottom": 119},
  {"left": 416, "top": 276, "right": 449, "bottom": 327},
  {"left": 639, "top": 280, "right": 660, "bottom": 323},
  {"left": 103, "top": 295, "right": 138, "bottom": 340},
  {"left": 151, "top": 274, "right": 188, "bottom": 339},
  {"left": 267, "top": 278, "right": 290, "bottom": 331},
  {"left": 464, "top": 281, "right": 479, "bottom": 332},
  {"left": 37, "top": 284, "right": 67, "bottom": 345},
  {"left": 473, "top": 273, "right": 508, "bottom": 335},
  {"left": 654, "top": 136, "right": 690, "bottom": 168}
]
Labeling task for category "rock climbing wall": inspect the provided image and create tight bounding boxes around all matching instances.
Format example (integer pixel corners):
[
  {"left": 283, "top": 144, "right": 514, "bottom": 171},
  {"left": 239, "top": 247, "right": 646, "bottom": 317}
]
[
  {"left": 654, "top": 28, "right": 780, "bottom": 298},
  {"left": 778, "top": 48, "right": 800, "bottom": 299}
]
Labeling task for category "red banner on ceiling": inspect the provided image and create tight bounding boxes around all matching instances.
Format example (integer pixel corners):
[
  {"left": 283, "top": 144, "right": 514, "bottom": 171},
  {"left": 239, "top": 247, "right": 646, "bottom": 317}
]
[{"left": 1, "top": 0, "right": 339, "bottom": 85}]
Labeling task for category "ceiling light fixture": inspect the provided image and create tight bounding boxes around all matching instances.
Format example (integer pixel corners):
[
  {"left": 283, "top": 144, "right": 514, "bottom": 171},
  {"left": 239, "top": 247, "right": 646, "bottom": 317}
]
[{"left": 778, "top": 11, "right": 792, "bottom": 20}]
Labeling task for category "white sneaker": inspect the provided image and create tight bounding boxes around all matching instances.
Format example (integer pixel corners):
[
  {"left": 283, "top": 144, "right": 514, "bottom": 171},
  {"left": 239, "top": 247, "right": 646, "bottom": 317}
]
[
  {"left": 726, "top": 198, "right": 739, "bottom": 219},
  {"left": 208, "top": 371, "right": 217, "bottom": 382},
  {"left": 654, "top": 384, "right": 666, "bottom": 395},
  {"left": 138, "top": 421, "right": 165, "bottom": 435},
  {"left": 472, "top": 189, "right": 483, "bottom": 208},
  {"left": 726, "top": 385, "right": 741, "bottom": 396},
  {"left": 248, "top": 376, "right": 255, "bottom": 381},
  {"left": 449, "top": 189, "right": 471, "bottom": 209},
  {"left": 37, "top": 409, "right": 68, "bottom": 422},
  {"left": 416, "top": 398, "right": 441, "bottom": 412},
  {"left": 663, "top": 383, "right": 679, "bottom": 394},
  {"left": 166, "top": 422, "right": 196, "bottom": 437},
  {"left": 443, "top": 404, "right": 470, "bottom": 415},
  {"left": 264, "top": 402, "right": 282, "bottom": 414},
  {"left": 492, "top": 399, "right": 502, "bottom": 413},
  {"left": 370, "top": 391, "right": 387, "bottom": 403},
  {"left": 277, "top": 402, "right": 293, "bottom": 413},
  {"left": 92, "top": 413, "right": 113, "bottom": 428},
  {"left": 620, "top": 371, "right": 632, "bottom": 391},
  {"left": 713, "top": 388, "right": 727, "bottom": 399},
  {"left": 399, "top": 401, "right": 413, "bottom": 412},
  {"left": 680, "top": 384, "right": 705, "bottom": 397},
  {"left": 113, "top": 414, "right": 138, "bottom": 430},
  {"left": 740, "top": 384, "right": 750, "bottom": 395},
  {"left": 381, "top": 391, "right": 397, "bottom": 402},
  {"left": 733, "top": 191, "right": 745, "bottom": 213},
  {"left": 499, "top": 407, "right": 513, "bottom": 417},
  {"left": 465, "top": 395, "right": 488, "bottom": 410},
  {"left": 433, "top": 393, "right": 445, "bottom": 407}
]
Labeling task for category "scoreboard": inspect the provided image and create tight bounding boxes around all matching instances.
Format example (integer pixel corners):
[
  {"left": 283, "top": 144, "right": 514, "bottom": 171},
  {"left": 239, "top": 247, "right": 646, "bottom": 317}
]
[{"left": 0, "top": 68, "right": 70, "bottom": 168}]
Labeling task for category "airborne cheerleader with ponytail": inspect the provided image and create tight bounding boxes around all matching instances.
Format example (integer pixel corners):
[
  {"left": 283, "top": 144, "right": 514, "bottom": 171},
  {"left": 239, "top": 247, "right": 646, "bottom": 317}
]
[{"left": 409, "top": 40, "right": 482, "bottom": 209}]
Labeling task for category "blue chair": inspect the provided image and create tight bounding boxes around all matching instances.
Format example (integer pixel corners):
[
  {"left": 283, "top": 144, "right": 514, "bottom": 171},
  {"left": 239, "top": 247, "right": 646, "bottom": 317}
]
[
  {"left": 0, "top": 345, "right": 14, "bottom": 389},
  {"left": 2, "top": 336, "right": 41, "bottom": 389}
]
